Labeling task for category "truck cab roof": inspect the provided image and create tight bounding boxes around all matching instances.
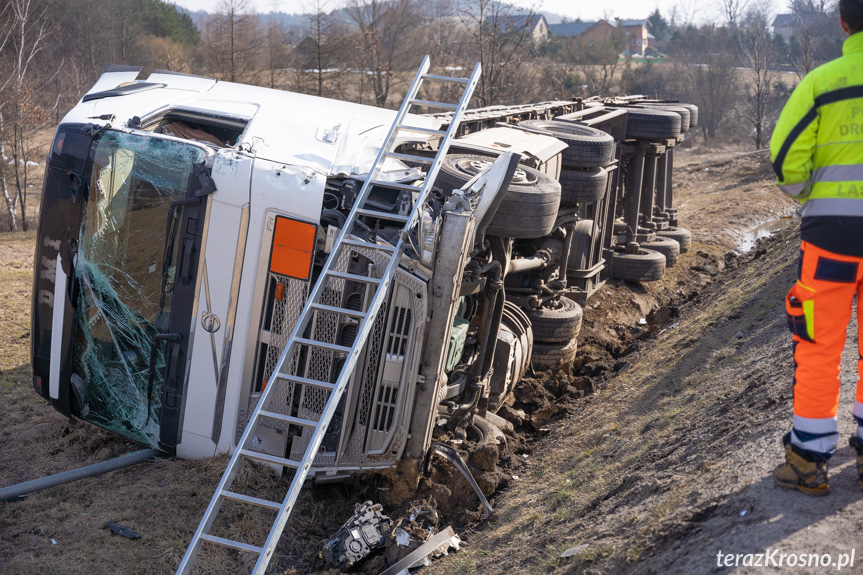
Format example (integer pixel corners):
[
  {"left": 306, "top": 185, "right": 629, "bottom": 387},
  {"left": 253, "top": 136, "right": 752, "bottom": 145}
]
[{"left": 68, "top": 65, "right": 438, "bottom": 179}]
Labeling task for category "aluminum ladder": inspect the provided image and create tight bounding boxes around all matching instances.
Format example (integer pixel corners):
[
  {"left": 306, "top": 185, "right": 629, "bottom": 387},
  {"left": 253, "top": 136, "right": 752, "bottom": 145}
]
[{"left": 176, "top": 55, "right": 480, "bottom": 575}]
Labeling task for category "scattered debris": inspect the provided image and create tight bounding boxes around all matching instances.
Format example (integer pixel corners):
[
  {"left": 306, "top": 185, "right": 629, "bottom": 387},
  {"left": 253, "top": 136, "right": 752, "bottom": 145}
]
[
  {"left": 559, "top": 543, "right": 589, "bottom": 560},
  {"left": 323, "top": 501, "right": 392, "bottom": 570},
  {"left": 106, "top": 522, "right": 140, "bottom": 540},
  {"left": 601, "top": 439, "right": 630, "bottom": 459},
  {"left": 378, "top": 526, "right": 460, "bottom": 575}
]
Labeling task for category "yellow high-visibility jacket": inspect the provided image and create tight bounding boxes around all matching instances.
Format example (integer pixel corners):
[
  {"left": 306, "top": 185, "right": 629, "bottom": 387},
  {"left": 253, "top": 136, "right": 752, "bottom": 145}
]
[{"left": 771, "top": 31, "right": 863, "bottom": 218}]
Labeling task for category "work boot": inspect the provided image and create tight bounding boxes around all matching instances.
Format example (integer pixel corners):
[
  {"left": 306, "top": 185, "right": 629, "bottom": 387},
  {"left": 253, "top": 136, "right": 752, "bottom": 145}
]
[
  {"left": 849, "top": 436, "right": 863, "bottom": 489},
  {"left": 773, "top": 442, "right": 830, "bottom": 496}
]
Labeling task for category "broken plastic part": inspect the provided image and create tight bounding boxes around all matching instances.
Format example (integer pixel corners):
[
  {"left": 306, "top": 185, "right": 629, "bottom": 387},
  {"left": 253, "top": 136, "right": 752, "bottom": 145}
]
[{"left": 323, "top": 501, "right": 392, "bottom": 570}]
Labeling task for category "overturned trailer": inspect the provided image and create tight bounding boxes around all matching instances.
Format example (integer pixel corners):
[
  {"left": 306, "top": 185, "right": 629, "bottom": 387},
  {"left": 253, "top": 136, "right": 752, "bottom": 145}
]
[{"left": 30, "top": 58, "right": 696, "bottom": 573}]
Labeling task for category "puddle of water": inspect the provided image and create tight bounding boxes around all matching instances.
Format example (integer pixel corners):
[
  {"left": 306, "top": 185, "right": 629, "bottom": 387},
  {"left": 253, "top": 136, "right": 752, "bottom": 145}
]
[{"left": 738, "top": 218, "right": 796, "bottom": 253}]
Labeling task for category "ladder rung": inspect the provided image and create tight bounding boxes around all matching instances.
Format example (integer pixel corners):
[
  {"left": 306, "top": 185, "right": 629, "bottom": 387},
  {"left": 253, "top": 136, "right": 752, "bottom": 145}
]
[
  {"left": 258, "top": 410, "right": 318, "bottom": 429},
  {"left": 220, "top": 489, "right": 282, "bottom": 510},
  {"left": 367, "top": 180, "right": 420, "bottom": 192},
  {"left": 294, "top": 337, "right": 352, "bottom": 354},
  {"left": 384, "top": 152, "right": 434, "bottom": 164},
  {"left": 422, "top": 73, "right": 469, "bottom": 84},
  {"left": 200, "top": 533, "right": 263, "bottom": 554},
  {"left": 410, "top": 98, "right": 458, "bottom": 109},
  {"left": 396, "top": 125, "right": 447, "bottom": 136},
  {"left": 240, "top": 449, "right": 302, "bottom": 469},
  {"left": 275, "top": 373, "right": 337, "bottom": 391},
  {"left": 310, "top": 302, "right": 369, "bottom": 319},
  {"left": 355, "top": 208, "right": 410, "bottom": 223},
  {"left": 326, "top": 270, "right": 383, "bottom": 285},
  {"left": 341, "top": 238, "right": 396, "bottom": 252}
]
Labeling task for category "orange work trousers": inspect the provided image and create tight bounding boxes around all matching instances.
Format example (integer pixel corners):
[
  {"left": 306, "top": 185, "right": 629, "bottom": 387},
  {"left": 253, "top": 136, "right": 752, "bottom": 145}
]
[{"left": 786, "top": 241, "right": 863, "bottom": 458}]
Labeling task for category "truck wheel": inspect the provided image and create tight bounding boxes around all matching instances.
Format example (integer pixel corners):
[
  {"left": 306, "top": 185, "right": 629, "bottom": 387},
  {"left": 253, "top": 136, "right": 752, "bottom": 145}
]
[
  {"left": 656, "top": 227, "right": 692, "bottom": 253},
  {"left": 646, "top": 105, "right": 690, "bottom": 133},
  {"left": 641, "top": 236, "right": 680, "bottom": 267},
  {"left": 610, "top": 247, "right": 666, "bottom": 282},
  {"left": 526, "top": 297, "right": 584, "bottom": 343},
  {"left": 516, "top": 120, "right": 615, "bottom": 169},
  {"left": 680, "top": 104, "right": 698, "bottom": 128},
  {"left": 567, "top": 219, "right": 601, "bottom": 272},
  {"left": 532, "top": 337, "right": 578, "bottom": 371},
  {"left": 559, "top": 167, "right": 608, "bottom": 207},
  {"left": 622, "top": 108, "right": 681, "bottom": 140},
  {"left": 435, "top": 154, "right": 562, "bottom": 239}
]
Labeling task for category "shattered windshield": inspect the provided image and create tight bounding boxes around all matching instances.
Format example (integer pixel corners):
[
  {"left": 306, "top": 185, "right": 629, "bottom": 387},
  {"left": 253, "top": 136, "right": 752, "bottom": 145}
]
[{"left": 72, "top": 131, "right": 204, "bottom": 447}]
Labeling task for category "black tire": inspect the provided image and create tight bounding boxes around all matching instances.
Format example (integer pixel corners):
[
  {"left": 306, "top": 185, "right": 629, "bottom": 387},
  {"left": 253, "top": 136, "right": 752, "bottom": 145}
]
[
  {"left": 657, "top": 226, "right": 692, "bottom": 253},
  {"left": 517, "top": 119, "right": 615, "bottom": 169},
  {"left": 680, "top": 104, "right": 699, "bottom": 128},
  {"left": 567, "top": 219, "right": 601, "bottom": 273},
  {"left": 435, "top": 154, "right": 561, "bottom": 238},
  {"left": 532, "top": 338, "right": 578, "bottom": 371},
  {"left": 610, "top": 247, "right": 666, "bottom": 282},
  {"left": 559, "top": 167, "right": 608, "bottom": 207},
  {"left": 641, "top": 236, "right": 680, "bottom": 267},
  {"left": 526, "top": 297, "right": 584, "bottom": 343},
  {"left": 638, "top": 104, "right": 690, "bottom": 133},
  {"left": 621, "top": 108, "right": 681, "bottom": 140}
]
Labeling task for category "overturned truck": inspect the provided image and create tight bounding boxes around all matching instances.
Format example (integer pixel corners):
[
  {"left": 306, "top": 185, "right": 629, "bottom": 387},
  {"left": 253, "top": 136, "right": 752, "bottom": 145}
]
[{"left": 30, "top": 58, "right": 696, "bottom": 572}]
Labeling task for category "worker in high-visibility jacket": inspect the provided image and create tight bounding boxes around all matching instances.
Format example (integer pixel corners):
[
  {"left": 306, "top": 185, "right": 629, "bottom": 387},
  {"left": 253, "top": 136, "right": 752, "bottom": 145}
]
[{"left": 771, "top": 0, "right": 863, "bottom": 496}]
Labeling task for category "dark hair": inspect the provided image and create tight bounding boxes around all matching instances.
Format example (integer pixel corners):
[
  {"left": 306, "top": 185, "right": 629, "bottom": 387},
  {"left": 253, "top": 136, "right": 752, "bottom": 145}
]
[{"left": 841, "top": 0, "right": 863, "bottom": 34}]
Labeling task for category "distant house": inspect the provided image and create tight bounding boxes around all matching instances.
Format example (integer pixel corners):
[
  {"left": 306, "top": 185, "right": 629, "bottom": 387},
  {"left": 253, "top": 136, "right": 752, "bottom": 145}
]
[
  {"left": 549, "top": 18, "right": 651, "bottom": 57},
  {"left": 773, "top": 12, "right": 834, "bottom": 42},
  {"left": 617, "top": 19, "right": 651, "bottom": 57},
  {"left": 548, "top": 20, "right": 596, "bottom": 38},
  {"left": 773, "top": 13, "right": 796, "bottom": 41},
  {"left": 485, "top": 13, "right": 550, "bottom": 43}
]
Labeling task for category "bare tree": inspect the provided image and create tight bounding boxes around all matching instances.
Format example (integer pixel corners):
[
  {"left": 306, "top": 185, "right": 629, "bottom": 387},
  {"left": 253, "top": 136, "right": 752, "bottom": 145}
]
[
  {"left": 784, "top": 0, "right": 841, "bottom": 77},
  {"left": 296, "top": 0, "right": 348, "bottom": 98},
  {"left": 0, "top": 0, "right": 51, "bottom": 231},
  {"left": 739, "top": 1, "right": 779, "bottom": 148},
  {"left": 346, "top": 0, "right": 422, "bottom": 108},
  {"left": 204, "top": 0, "right": 266, "bottom": 83},
  {"left": 449, "top": 0, "right": 540, "bottom": 107},
  {"left": 572, "top": 24, "right": 628, "bottom": 96},
  {"left": 669, "top": 24, "right": 739, "bottom": 139},
  {"left": 719, "top": 0, "right": 749, "bottom": 27}
]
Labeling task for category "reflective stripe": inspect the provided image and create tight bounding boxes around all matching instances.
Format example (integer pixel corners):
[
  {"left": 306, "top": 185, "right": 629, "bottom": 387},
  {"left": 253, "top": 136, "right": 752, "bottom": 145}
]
[
  {"left": 793, "top": 414, "right": 838, "bottom": 434},
  {"left": 792, "top": 416, "right": 838, "bottom": 456},
  {"left": 779, "top": 182, "right": 808, "bottom": 196},
  {"left": 802, "top": 197, "right": 863, "bottom": 217},
  {"left": 812, "top": 164, "right": 863, "bottom": 182}
]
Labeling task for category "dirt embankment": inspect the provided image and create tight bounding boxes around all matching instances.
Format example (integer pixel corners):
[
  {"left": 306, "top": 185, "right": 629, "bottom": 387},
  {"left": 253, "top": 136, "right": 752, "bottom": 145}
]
[{"left": 2, "top": 147, "right": 827, "bottom": 575}]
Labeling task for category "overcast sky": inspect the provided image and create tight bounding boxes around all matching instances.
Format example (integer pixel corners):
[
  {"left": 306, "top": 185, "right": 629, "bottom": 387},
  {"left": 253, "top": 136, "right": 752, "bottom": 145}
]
[{"left": 171, "top": 0, "right": 788, "bottom": 23}]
